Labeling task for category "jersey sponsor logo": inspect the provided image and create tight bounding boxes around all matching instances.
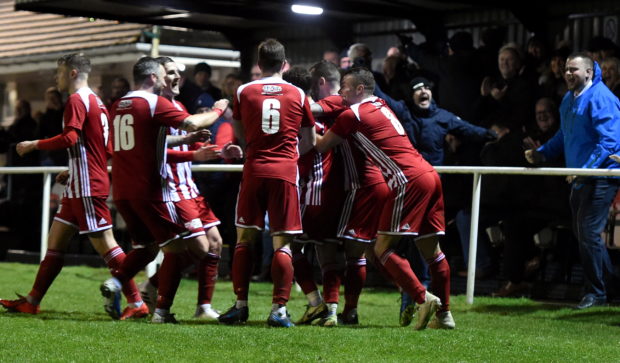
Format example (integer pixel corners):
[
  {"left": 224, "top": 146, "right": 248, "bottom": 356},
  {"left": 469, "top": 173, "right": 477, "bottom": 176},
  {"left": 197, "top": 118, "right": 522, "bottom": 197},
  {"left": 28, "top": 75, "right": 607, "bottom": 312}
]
[
  {"left": 184, "top": 218, "right": 202, "bottom": 230},
  {"left": 118, "top": 100, "right": 133, "bottom": 109},
  {"left": 262, "top": 85, "right": 282, "bottom": 94},
  {"left": 98, "top": 217, "right": 108, "bottom": 225}
]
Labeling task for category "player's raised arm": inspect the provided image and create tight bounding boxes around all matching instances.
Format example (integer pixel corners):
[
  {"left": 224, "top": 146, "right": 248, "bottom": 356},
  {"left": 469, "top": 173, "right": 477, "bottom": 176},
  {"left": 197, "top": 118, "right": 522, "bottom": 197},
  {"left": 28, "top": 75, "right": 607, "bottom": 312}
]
[{"left": 179, "top": 99, "right": 229, "bottom": 131}]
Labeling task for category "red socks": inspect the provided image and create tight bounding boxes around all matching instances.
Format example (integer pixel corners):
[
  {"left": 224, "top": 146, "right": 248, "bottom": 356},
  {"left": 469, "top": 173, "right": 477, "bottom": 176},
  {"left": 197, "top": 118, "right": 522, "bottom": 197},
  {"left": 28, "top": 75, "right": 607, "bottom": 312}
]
[
  {"left": 231, "top": 244, "right": 253, "bottom": 301},
  {"left": 293, "top": 251, "right": 318, "bottom": 295},
  {"left": 103, "top": 246, "right": 141, "bottom": 304},
  {"left": 344, "top": 258, "right": 366, "bottom": 313},
  {"left": 427, "top": 252, "right": 450, "bottom": 312},
  {"left": 271, "top": 247, "right": 293, "bottom": 305},
  {"left": 198, "top": 253, "right": 220, "bottom": 305},
  {"left": 29, "top": 249, "right": 64, "bottom": 303},
  {"left": 380, "top": 249, "right": 426, "bottom": 304},
  {"left": 156, "top": 252, "right": 184, "bottom": 310},
  {"left": 321, "top": 263, "right": 342, "bottom": 304}
]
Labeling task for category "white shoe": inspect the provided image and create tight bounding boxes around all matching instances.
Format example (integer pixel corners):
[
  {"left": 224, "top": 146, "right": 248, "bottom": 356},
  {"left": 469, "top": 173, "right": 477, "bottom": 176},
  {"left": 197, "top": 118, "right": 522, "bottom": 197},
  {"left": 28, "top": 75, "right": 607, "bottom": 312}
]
[
  {"left": 138, "top": 280, "right": 157, "bottom": 314},
  {"left": 100, "top": 278, "right": 122, "bottom": 320},
  {"left": 152, "top": 311, "right": 178, "bottom": 324},
  {"left": 413, "top": 291, "right": 441, "bottom": 330},
  {"left": 428, "top": 310, "right": 455, "bottom": 329},
  {"left": 195, "top": 306, "right": 220, "bottom": 319}
]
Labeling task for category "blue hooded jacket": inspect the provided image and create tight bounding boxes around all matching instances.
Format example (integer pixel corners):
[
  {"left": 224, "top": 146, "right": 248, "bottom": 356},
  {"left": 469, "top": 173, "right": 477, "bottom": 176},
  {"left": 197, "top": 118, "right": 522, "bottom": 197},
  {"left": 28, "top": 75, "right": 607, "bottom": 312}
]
[
  {"left": 408, "top": 100, "right": 492, "bottom": 166},
  {"left": 538, "top": 61, "right": 620, "bottom": 171}
]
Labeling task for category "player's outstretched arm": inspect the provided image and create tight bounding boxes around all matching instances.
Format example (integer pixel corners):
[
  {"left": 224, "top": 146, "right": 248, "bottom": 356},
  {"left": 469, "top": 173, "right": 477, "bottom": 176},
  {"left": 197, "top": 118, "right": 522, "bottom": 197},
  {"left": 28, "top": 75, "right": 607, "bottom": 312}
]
[
  {"left": 180, "top": 99, "right": 229, "bottom": 131},
  {"left": 167, "top": 129, "right": 211, "bottom": 147},
  {"left": 299, "top": 126, "right": 317, "bottom": 155},
  {"left": 16, "top": 127, "right": 79, "bottom": 156},
  {"left": 315, "top": 130, "right": 343, "bottom": 153}
]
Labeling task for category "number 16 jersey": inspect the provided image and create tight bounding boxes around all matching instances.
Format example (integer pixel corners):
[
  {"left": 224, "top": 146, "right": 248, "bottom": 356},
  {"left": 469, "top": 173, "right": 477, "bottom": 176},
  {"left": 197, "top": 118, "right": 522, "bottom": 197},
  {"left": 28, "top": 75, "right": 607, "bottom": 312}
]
[
  {"left": 110, "top": 90, "right": 190, "bottom": 201},
  {"left": 233, "top": 77, "right": 315, "bottom": 184}
]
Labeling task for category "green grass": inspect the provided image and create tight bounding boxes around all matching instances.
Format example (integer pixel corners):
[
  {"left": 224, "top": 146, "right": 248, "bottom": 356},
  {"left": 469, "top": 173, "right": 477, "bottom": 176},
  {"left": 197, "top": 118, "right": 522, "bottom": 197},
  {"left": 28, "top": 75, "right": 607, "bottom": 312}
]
[{"left": 0, "top": 262, "right": 619, "bottom": 362}]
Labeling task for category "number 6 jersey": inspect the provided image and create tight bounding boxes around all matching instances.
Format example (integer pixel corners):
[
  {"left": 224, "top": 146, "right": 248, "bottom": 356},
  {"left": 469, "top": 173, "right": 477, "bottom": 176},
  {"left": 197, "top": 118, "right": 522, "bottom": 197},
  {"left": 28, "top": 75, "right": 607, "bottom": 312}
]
[
  {"left": 233, "top": 77, "right": 315, "bottom": 184},
  {"left": 110, "top": 90, "right": 189, "bottom": 201}
]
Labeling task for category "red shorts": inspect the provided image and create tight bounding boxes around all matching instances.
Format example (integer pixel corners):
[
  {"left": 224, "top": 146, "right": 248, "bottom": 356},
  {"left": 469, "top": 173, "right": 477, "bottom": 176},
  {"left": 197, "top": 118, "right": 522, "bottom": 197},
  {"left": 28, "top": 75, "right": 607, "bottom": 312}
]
[
  {"left": 54, "top": 196, "right": 112, "bottom": 234},
  {"left": 236, "top": 177, "right": 302, "bottom": 235},
  {"left": 194, "top": 195, "right": 221, "bottom": 229},
  {"left": 301, "top": 180, "right": 345, "bottom": 242},
  {"left": 338, "top": 182, "right": 390, "bottom": 242},
  {"left": 174, "top": 196, "right": 221, "bottom": 239},
  {"left": 378, "top": 171, "right": 445, "bottom": 237},
  {"left": 114, "top": 199, "right": 187, "bottom": 247}
]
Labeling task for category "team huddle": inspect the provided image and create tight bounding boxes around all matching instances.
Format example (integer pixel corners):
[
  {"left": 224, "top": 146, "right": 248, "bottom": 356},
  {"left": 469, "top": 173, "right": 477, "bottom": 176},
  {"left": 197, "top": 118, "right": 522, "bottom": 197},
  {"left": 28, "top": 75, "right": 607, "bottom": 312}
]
[{"left": 1, "top": 38, "right": 454, "bottom": 330}]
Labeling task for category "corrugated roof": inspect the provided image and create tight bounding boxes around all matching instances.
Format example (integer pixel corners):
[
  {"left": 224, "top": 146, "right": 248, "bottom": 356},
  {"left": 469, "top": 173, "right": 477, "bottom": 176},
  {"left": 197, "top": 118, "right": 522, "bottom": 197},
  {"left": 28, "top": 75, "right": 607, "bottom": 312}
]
[{"left": 0, "top": 0, "right": 147, "bottom": 59}]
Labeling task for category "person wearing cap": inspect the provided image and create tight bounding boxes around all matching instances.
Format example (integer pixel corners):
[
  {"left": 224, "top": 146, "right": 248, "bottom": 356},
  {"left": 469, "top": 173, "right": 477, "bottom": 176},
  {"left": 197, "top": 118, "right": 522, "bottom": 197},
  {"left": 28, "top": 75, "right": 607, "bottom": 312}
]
[
  {"left": 409, "top": 76, "right": 497, "bottom": 166},
  {"left": 178, "top": 62, "right": 223, "bottom": 113}
]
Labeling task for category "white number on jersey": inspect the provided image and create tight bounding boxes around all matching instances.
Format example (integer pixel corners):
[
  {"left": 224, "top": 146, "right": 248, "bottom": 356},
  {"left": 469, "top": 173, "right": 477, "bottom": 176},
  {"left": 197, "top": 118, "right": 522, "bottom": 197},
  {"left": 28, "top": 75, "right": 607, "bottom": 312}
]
[
  {"left": 113, "top": 114, "right": 135, "bottom": 151},
  {"left": 380, "top": 106, "right": 405, "bottom": 135},
  {"left": 101, "top": 114, "right": 109, "bottom": 147},
  {"left": 261, "top": 99, "right": 280, "bottom": 134}
]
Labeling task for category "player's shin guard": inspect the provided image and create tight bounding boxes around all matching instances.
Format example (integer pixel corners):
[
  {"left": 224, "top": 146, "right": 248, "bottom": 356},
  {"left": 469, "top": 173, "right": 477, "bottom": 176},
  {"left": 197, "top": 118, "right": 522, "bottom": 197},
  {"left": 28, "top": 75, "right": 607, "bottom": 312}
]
[
  {"left": 344, "top": 258, "right": 366, "bottom": 313},
  {"left": 156, "top": 252, "right": 184, "bottom": 310},
  {"left": 321, "top": 263, "right": 342, "bottom": 304},
  {"left": 232, "top": 244, "right": 253, "bottom": 301},
  {"left": 271, "top": 247, "right": 293, "bottom": 305},
  {"left": 103, "top": 246, "right": 141, "bottom": 304},
  {"left": 29, "top": 249, "right": 65, "bottom": 303},
  {"left": 292, "top": 251, "right": 318, "bottom": 295},
  {"left": 380, "top": 249, "right": 426, "bottom": 304},
  {"left": 198, "top": 253, "right": 220, "bottom": 305},
  {"left": 427, "top": 252, "right": 450, "bottom": 312}
]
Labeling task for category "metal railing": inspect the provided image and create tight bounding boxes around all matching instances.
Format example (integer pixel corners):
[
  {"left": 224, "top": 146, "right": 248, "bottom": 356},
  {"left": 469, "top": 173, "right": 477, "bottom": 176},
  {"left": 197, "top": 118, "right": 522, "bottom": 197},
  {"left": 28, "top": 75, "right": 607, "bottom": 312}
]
[{"left": 2, "top": 164, "right": 620, "bottom": 304}]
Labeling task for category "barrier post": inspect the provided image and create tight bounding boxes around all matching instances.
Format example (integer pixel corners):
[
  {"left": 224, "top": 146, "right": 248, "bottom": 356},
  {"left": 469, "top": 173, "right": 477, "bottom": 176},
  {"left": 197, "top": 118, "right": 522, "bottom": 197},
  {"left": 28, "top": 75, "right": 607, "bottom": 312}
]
[
  {"left": 466, "top": 172, "right": 481, "bottom": 304},
  {"left": 40, "top": 172, "right": 51, "bottom": 261}
]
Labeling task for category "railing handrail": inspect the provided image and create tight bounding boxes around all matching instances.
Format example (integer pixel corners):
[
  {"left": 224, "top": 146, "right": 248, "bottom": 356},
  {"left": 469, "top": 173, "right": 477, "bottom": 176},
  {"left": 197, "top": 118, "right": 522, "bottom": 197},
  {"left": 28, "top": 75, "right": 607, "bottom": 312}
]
[{"left": 3, "top": 165, "right": 620, "bottom": 176}]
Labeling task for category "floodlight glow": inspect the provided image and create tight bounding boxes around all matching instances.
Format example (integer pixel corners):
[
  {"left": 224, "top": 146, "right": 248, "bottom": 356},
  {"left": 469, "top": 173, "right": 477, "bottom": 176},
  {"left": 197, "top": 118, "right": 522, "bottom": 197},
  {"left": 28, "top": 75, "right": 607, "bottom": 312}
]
[{"left": 291, "top": 4, "right": 323, "bottom": 15}]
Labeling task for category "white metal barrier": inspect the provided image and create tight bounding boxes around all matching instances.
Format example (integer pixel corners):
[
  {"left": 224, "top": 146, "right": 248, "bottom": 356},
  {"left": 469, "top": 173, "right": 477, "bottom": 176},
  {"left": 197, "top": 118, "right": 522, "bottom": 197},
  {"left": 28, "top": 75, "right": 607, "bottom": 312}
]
[{"left": 2, "top": 165, "right": 620, "bottom": 304}]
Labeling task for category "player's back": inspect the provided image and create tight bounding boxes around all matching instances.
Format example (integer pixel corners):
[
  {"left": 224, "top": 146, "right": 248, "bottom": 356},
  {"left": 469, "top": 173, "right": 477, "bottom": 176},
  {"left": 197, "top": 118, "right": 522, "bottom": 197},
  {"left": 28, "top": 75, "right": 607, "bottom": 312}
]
[
  {"left": 233, "top": 77, "right": 313, "bottom": 183},
  {"left": 111, "top": 90, "right": 186, "bottom": 201},
  {"left": 348, "top": 96, "right": 434, "bottom": 188},
  {"left": 64, "top": 87, "right": 111, "bottom": 198}
]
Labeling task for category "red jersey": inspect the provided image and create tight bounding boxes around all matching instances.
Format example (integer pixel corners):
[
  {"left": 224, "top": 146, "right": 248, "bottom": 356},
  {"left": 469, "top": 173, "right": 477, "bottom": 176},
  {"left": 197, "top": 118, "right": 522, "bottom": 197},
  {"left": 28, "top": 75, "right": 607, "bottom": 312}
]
[
  {"left": 316, "top": 96, "right": 384, "bottom": 190},
  {"left": 233, "top": 77, "right": 315, "bottom": 184},
  {"left": 166, "top": 100, "right": 200, "bottom": 202},
  {"left": 111, "top": 91, "right": 189, "bottom": 201},
  {"left": 63, "top": 87, "right": 111, "bottom": 198},
  {"left": 330, "top": 96, "right": 434, "bottom": 190}
]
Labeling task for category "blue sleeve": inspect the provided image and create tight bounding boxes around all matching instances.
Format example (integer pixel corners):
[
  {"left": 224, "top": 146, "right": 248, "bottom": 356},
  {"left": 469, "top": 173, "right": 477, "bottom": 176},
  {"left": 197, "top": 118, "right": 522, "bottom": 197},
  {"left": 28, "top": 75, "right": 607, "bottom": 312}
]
[
  {"left": 537, "top": 128, "right": 564, "bottom": 161},
  {"left": 582, "top": 97, "right": 620, "bottom": 168},
  {"left": 374, "top": 85, "right": 419, "bottom": 146},
  {"left": 445, "top": 113, "right": 490, "bottom": 140}
]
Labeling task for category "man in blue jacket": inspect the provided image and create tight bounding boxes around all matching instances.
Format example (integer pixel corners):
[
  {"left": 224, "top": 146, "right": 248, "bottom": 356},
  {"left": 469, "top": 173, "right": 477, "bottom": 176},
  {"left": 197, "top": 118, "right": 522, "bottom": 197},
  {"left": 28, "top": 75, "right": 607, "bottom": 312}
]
[{"left": 525, "top": 52, "right": 620, "bottom": 309}]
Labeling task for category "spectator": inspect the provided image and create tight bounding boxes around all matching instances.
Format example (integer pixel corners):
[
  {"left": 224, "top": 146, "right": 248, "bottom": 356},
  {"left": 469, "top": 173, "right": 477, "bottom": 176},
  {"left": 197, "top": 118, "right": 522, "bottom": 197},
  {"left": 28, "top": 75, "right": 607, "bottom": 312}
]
[
  {"left": 587, "top": 36, "right": 618, "bottom": 64},
  {"left": 347, "top": 43, "right": 388, "bottom": 91},
  {"left": 250, "top": 64, "right": 262, "bottom": 81},
  {"left": 37, "top": 87, "right": 66, "bottom": 166},
  {"left": 477, "top": 43, "right": 537, "bottom": 132},
  {"left": 601, "top": 56, "right": 620, "bottom": 98},
  {"left": 525, "top": 53, "right": 620, "bottom": 309},
  {"left": 382, "top": 55, "right": 412, "bottom": 102},
  {"left": 540, "top": 47, "right": 571, "bottom": 104},
  {"left": 322, "top": 49, "right": 339, "bottom": 65},
  {"left": 339, "top": 49, "right": 352, "bottom": 70},
  {"left": 407, "top": 77, "right": 496, "bottom": 166},
  {"left": 106, "top": 77, "right": 130, "bottom": 109},
  {"left": 178, "top": 62, "right": 223, "bottom": 113},
  {"left": 221, "top": 73, "right": 243, "bottom": 103}
]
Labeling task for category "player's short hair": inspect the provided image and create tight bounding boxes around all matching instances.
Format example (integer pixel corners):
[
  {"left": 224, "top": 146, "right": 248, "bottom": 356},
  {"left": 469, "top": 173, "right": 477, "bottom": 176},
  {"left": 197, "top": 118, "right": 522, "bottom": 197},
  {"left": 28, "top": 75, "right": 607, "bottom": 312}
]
[
  {"left": 155, "top": 56, "right": 175, "bottom": 65},
  {"left": 257, "top": 38, "right": 286, "bottom": 74},
  {"left": 57, "top": 53, "right": 91, "bottom": 79},
  {"left": 343, "top": 67, "right": 375, "bottom": 94},
  {"left": 309, "top": 60, "right": 341, "bottom": 84},
  {"left": 283, "top": 66, "right": 312, "bottom": 93},
  {"left": 568, "top": 51, "right": 594, "bottom": 70},
  {"left": 133, "top": 56, "right": 161, "bottom": 85}
]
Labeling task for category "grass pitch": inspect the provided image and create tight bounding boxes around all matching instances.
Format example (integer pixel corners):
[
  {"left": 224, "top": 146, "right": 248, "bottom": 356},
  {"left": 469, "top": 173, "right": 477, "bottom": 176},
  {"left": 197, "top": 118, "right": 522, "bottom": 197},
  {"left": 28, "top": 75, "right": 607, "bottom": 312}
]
[{"left": 0, "top": 262, "right": 619, "bottom": 362}]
